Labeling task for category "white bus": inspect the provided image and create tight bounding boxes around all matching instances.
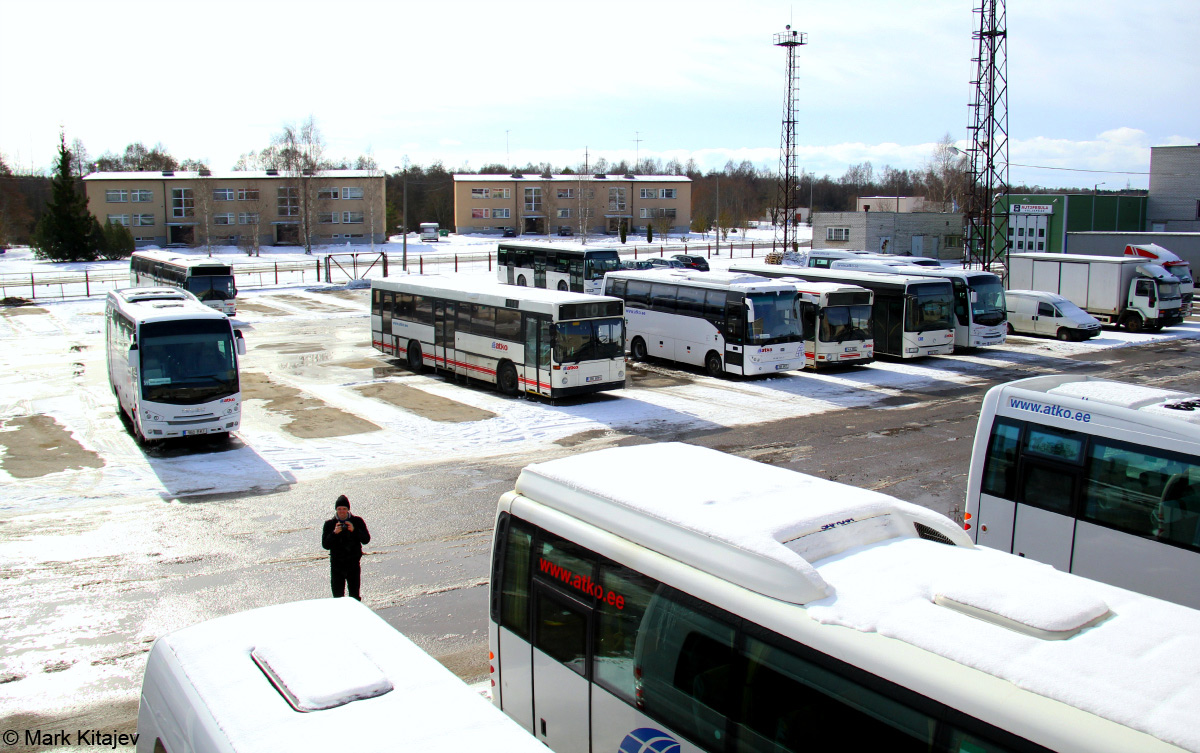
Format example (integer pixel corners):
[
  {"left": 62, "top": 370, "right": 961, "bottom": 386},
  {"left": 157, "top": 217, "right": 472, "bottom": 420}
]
[
  {"left": 730, "top": 263, "right": 955, "bottom": 359},
  {"left": 603, "top": 269, "right": 805, "bottom": 377},
  {"left": 489, "top": 442, "right": 1200, "bottom": 753},
  {"left": 420, "top": 222, "right": 440, "bottom": 241},
  {"left": 965, "top": 374, "right": 1200, "bottom": 609},
  {"left": 106, "top": 287, "right": 245, "bottom": 443},
  {"left": 830, "top": 259, "right": 1008, "bottom": 348},
  {"left": 371, "top": 275, "right": 625, "bottom": 399},
  {"left": 806, "top": 248, "right": 940, "bottom": 269},
  {"left": 497, "top": 242, "right": 623, "bottom": 295},
  {"left": 130, "top": 249, "right": 238, "bottom": 315},
  {"left": 791, "top": 280, "right": 874, "bottom": 368}
]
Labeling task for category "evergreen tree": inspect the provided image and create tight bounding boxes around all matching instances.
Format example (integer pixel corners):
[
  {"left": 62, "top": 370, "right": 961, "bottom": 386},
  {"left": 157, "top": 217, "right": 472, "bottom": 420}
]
[
  {"left": 647, "top": 223, "right": 653, "bottom": 243},
  {"left": 619, "top": 220, "right": 627, "bottom": 244},
  {"left": 32, "top": 134, "right": 97, "bottom": 261},
  {"left": 100, "top": 219, "right": 135, "bottom": 260}
]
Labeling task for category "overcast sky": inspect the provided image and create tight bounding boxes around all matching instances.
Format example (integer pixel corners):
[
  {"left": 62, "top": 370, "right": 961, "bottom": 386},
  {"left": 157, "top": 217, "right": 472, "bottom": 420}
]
[{"left": 2, "top": 0, "right": 1196, "bottom": 189}]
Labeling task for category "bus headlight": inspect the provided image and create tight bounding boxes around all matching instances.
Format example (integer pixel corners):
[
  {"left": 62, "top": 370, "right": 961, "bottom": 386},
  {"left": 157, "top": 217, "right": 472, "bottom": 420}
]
[
  {"left": 143, "top": 410, "right": 163, "bottom": 422},
  {"left": 225, "top": 405, "right": 240, "bottom": 415}
]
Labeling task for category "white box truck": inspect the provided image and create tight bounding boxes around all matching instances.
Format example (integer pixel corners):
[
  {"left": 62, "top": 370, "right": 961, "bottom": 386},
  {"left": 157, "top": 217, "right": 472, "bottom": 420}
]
[
  {"left": 1125, "top": 243, "right": 1194, "bottom": 315},
  {"left": 1007, "top": 252, "right": 1184, "bottom": 333}
]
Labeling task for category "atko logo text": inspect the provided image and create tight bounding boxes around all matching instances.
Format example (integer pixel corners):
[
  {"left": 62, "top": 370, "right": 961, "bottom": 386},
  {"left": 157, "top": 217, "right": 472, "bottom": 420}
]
[{"left": 491, "top": 342, "right": 509, "bottom": 351}]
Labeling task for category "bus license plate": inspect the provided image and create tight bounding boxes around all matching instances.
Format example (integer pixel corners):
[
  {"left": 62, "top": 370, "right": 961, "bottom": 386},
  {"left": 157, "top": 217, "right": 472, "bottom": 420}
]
[
  {"left": 183, "top": 428, "right": 208, "bottom": 436},
  {"left": 586, "top": 375, "right": 601, "bottom": 383},
  {"left": 775, "top": 363, "right": 789, "bottom": 370}
]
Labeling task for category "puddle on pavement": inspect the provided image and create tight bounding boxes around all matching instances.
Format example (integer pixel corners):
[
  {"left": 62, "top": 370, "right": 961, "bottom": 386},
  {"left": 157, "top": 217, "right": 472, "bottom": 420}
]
[
  {"left": 235, "top": 301, "right": 288, "bottom": 316},
  {"left": 628, "top": 366, "right": 689, "bottom": 388},
  {"left": 556, "top": 428, "right": 619, "bottom": 448},
  {"left": 269, "top": 294, "right": 357, "bottom": 314},
  {"left": 241, "top": 372, "right": 380, "bottom": 438},
  {"left": 0, "top": 415, "right": 104, "bottom": 478},
  {"left": 1, "top": 306, "right": 48, "bottom": 317},
  {"left": 353, "top": 382, "right": 497, "bottom": 423}
]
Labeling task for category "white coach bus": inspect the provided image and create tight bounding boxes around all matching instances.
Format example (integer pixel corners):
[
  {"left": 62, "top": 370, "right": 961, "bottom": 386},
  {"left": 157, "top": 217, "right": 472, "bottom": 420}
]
[
  {"left": 965, "top": 374, "right": 1200, "bottom": 609},
  {"left": 106, "top": 287, "right": 245, "bottom": 443},
  {"left": 130, "top": 249, "right": 238, "bottom": 315},
  {"left": 603, "top": 269, "right": 805, "bottom": 377},
  {"left": 497, "top": 242, "right": 624, "bottom": 294},
  {"left": 371, "top": 275, "right": 625, "bottom": 399},
  {"left": 489, "top": 442, "right": 1200, "bottom": 753}
]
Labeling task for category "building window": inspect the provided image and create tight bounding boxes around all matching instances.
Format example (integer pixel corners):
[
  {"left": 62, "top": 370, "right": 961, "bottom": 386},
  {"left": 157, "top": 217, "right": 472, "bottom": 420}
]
[
  {"left": 342, "top": 211, "right": 364, "bottom": 224},
  {"left": 827, "top": 227, "right": 850, "bottom": 241},
  {"left": 106, "top": 214, "right": 130, "bottom": 226},
  {"left": 214, "top": 213, "right": 235, "bottom": 225},
  {"left": 318, "top": 212, "right": 339, "bottom": 224},
  {"left": 213, "top": 188, "right": 235, "bottom": 201},
  {"left": 557, "top": 208, "right": 571, "bottom": 218},
  {"left": 493, "top": 208, "right": 511, "bottom": 219},
  {"left": 238, "top": 188, "right": 259, "bottom": 201},
  {"left": 133, "top": 214, "right": 155, "bottom": 227},
  {"left": 639, "top": 188, "right": 655, "bottom": 199},
  {"left": 341, "top": 187, "right": 364, "bottom": 200},
  {"left": 277, "top": 187, "right": 299, "bottom": 216},
  {"left": 1017, "top": 241, "right": 1024, "bottom": 250},
  {"left": 494, "top": 188, "right": 511, "bottom": 199},
  {"left": 525, "top": 187, "right": 542, "bottom": 212},
  {"left": 105, "top": 189, "right": 128, "bottom": 203},
  {"left": 1017, "top": 227, "right": 1024, "bottom": 236},
  {"left": 660, "top": 188, "right": 677, "bottom": 199},
  {"left": 239, "top": 213, "right": 259, "bottom": 225},
  {"left": 171, "top": 188, "right": 194, "bottom": 218},
  {"left": 639, "top": 208, "right": 653, "bottom": 219},
  {"left": 472, "top": 188, "right": 491, "bottom": 199},
  {"left": 944, "top": 235, "right": 964, "bottom": 247},
  {"left": 608, "top": 187, "right": 626, "bottom": 211},
  {"left": 317, "top": 187, "right": 339, "bottom": 200},
  {"left": 1038, "top": 228, "right": 1045, "bottom": 237},
  {"left": 1037, "top": 242, "right": 1045, "bottom": 250},
  {"left": 661, "top": 208, "right": 677, "bottom": 219},
  {"left": 472, "top": 208, "right": 492, "bottom": 219},
  {"left": 557, "top": 188, "right": 574, "bottom": 199},
  {"left": 131, "top": 190, "right": 152, "bottom": 203}
]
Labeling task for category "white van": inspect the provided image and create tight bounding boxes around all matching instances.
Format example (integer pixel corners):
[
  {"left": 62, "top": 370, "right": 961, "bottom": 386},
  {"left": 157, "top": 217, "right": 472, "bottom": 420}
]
[
  {"left": 419, "top": 222, "right": 440, "bottom": 242},
  {"left": 1004, "top": 290, "right": 1101, "bottom": 341},
  {"left": 137, "top": 598, "right": 545, "bottom": 753}
]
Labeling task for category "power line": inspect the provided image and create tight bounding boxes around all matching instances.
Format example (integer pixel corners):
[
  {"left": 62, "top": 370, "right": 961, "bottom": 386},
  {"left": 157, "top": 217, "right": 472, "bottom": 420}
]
[{"left": 1008, "top": 162, "right": 1149, "bottom": 175}]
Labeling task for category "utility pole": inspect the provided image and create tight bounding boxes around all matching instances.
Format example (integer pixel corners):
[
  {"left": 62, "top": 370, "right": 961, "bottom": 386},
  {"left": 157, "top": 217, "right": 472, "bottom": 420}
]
[
  {"left": 964, "top": 0, "right": 1009, "bottom": 271},
  {"left": 633, "top": 132, "right": 643, "bottom": 173},
  {"left": 394, "top": 159, "right": 409, "bottom": 270},
  {"left": 773, "top": 24, "right": 808, "bottom": 261}
]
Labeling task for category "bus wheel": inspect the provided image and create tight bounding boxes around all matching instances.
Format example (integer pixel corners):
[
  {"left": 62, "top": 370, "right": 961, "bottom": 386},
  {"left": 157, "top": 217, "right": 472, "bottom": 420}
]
[
  {"left": 407, "top": 341, "right": 424, "bottom": 373},
  {"left": 1057, "top": 328, "right": 1074, "bottom": 341},
  {"left": 705, "top": 351, "right": 724, "bottom": 377},
  {"left": 630, "top": 337, "right": 647, "bottom": 361},
  {"left": 516, "top": 275, "right": 528, "bottom": 287},
  {"left": 1122, "top": 314, "right": 1144, "bottom": 333},
  {"left": 557, "top": 281, "right": 568, "bottom": 291},
  {"left": 1006, "top": 322, "right": 1015, "bottom": 335},
  {"left": 497, "top": 362, "right": 519, "bottom": 396}
]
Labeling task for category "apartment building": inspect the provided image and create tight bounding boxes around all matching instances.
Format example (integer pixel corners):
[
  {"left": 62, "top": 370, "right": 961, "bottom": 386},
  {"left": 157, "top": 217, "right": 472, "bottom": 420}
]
[
  {"left": 453, "top": 173, "right": 691, "bottom": 236},
  {"left": 83, "top": 169, "right": 386, "bottom": 248}
]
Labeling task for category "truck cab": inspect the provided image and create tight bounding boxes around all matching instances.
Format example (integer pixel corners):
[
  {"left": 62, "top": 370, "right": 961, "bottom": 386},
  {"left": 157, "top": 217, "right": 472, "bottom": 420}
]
[
  {"left": 1125, "top": 243, "right": 1193, "bottom": 315},
  {"left": 1129, "top": 263, "right": 1184, "bottom": 331}
]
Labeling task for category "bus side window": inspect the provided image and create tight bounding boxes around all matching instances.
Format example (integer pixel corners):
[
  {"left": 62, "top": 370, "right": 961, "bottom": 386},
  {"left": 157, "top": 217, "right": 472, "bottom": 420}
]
[
  {"left": 800, "top": 302, "right": 817, "bottom": 340},
  {"left": 607, "top": 279, "right": 626, "bottom": 299},
  {"left": 650, "top": 284, "right": 678, "bottom": 314},
  {"left": 413, "top": 295, "right": 433, "bottom": 325},
  {"left": 372, "top": 289, "right": 381, "bottom": 312},
  {"left": 498, "top": 517, "right": 534, "bottom": 640},
  {"left": 472, "top": 304, "right": 496, "bottom": 338},
  {"left": 495, "top": 308, "right": 521, "bottom": 341},
  {"left": 704, "top": 291, "right": 727, "bottom": 329},
  {"left": 625, "top": 281, "right": 651, "bottom": 309},
  {"left": 593, "top": 563, "right": 659, "bottom": 703},
  {"left": 981, "top": 419, "right": 1021, "bottom": 500},
  {"left": 676, "top": 286, "right": 705, "bottom": 318},
  {"left": 1085, "top": 442, "right": 1200, "bottom": 547}
]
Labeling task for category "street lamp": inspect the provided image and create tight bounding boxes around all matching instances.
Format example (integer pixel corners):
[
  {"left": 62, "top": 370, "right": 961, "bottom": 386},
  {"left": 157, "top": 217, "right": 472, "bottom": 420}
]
[{"left": 393, "top": 161, "right": 409, "bottom": 270}]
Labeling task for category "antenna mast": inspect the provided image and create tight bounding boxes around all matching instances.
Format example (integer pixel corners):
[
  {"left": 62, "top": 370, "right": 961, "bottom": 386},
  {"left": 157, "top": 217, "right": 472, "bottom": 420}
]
[
  {"left": 773, "top": 24, "right": 808, "bottom": 261},
  {"left": 965, "top": 0, "right": 1009, "bottom": 271}
]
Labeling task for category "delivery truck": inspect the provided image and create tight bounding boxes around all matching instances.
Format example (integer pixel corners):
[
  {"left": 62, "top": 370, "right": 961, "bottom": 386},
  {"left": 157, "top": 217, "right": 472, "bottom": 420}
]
[
  {"left": 1124, "top": 243, "right": 1194, "bottom": 315},
  {"left": 1007, "top": 252, "right": 1183, "bottom": 333}
]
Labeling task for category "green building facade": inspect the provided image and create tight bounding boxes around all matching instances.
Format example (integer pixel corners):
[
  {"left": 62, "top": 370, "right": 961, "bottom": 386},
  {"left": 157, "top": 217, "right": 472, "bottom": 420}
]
[{"left": 996, "top": 194, "right": 1148, "bottom": 256}]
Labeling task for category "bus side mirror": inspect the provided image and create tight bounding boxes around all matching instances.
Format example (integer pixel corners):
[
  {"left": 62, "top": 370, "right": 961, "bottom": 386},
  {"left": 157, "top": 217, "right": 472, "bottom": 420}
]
[
  {"left": 235, "top": 330, "right": 246, "bottom": 356},
  {"left": 970, "top": 291, "right": 978, "bottom": 303}
]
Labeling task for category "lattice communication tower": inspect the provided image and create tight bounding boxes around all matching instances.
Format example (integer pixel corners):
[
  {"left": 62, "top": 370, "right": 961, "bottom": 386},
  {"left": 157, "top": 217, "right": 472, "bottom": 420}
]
[
  {"left": 965, "top": 0, "right": 1009, "bottom": 271},
  {"left": 773, "top": 25, "right": 807, "bottom": 258}
]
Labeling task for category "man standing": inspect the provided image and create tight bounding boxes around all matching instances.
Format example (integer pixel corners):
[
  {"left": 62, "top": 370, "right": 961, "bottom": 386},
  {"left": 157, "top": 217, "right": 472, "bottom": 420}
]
[{"left": 321, "top": 494, "right": 371, "bottom": 600}]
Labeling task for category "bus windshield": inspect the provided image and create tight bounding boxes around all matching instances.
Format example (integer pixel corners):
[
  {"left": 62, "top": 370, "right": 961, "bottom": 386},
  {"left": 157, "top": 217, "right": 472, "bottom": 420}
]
[
  {"left": 187, "top": 275, "right": 237, "bottom": 302},
  {"left": 584, "top": 252, "right": 622, "bottom": 281},
  {"left": 555, "top": 318, "right": 625, "bottom": 363},
  {"left": 906, "top": 285, "right": 954, "bottom": 333},
  {"left": 969, "top": 278, "right": 1007, "bottom": 326},
  {"left": 820, "top": 304, "right": 873, "bottom": 343},
  {"left": 746, "top": 292, "right": 802, "bottom": 344},
  {"left": 139, "top": 319, "right": 238, "bottom": 404}
]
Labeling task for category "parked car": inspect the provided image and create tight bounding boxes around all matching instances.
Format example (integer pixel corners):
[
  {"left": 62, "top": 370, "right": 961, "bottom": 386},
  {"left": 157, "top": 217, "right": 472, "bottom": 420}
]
[
  {"left": 672, "top": 254, "right": 710, "bottom": 271},
  {"left": 645, "top": 257, "right": 686, "bottom": 269},
  {"left": 622, "top": 260, "right": 656, "bottom": 270},
  {"left": 557, "top": 226, "right": 574, "bottom": 237},
  {"left": 502, "top": 227, "right": 516, "bottom": 238},
  {"left": 1005, "top": 290, "right": 1102, "bottom": 341}
]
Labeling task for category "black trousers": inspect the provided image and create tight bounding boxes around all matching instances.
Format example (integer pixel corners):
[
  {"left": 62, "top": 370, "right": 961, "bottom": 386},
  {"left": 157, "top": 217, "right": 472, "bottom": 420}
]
[{"left": 330, "top": 558, "right": 362, "bottom": 600}]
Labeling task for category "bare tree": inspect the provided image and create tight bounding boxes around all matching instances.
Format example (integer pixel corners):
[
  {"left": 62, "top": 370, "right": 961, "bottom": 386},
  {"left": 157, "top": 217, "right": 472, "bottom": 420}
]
[
  {"left": 192, "top": 175, "right": 215, "bottom": 255},
  {"left": 356, "top": 150, "right": 386, "bottom": 252},
  {"left": 925, "top": 133, "right": 969, "bottom": 211},
  {"left": 276, "top": 117, "right": 328, "bottom": 254},
  {"left": 237, "top": 181, "right": 271, "bottom": 256}
]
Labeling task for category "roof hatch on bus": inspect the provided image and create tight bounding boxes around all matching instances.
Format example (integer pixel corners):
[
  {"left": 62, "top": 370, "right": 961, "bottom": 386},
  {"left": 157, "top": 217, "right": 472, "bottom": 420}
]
[{"left": 251, "top": 634, "right": 393, "bottom": 712}]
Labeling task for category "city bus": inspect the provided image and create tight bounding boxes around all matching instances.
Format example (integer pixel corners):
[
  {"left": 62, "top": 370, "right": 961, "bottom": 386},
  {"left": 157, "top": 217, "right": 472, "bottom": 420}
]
[
  {"left": 106, "top": 287, "right": 245, "bottom": 443},
  {"left": 489, "top": 442, "right": 1200, "bottom": 753},
  {"left": 370, "top": 274, "right": 625, "bottom": 399},
  {"left": 965, "top": 374, "right": 1200, "bottom": 609},
  {"left": 496, "top": 242, "right": 623, "bottom": 295},
  {"left": 129, "top": 249, "right": 238, "bottom": 315},
  {"left": 420, "top": 222, "right": 440, "bottom": 242},
  {"left": 829, "top": 258, "right": 1008, "bottom": 348},
  {"left": 790, "top": 280, "right": 874, "bottom": 368},
  {"left": 730, "top": 263, "right": 955, "bottom": 359},
  {"left": 603, "top": 269, "right": 804, "bottom": 377}
]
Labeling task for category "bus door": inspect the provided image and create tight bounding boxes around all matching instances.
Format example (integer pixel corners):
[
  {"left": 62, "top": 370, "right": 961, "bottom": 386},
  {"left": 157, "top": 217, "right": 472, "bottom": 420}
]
[
  {"left": 1011, "top": 426, "right": 1083, "bottom": 570},
  {"left": 569, "top": 260, "right": 584, "bottom": 293},
  {"left": 380, "top": 291, "right": 394, "bottom": 354},
  {"left": 523, "top": 316, "right": 552, "bottom": 395},
  {"left": 877, "top": 293, "right": 903, "bottom": 356},
  {"left": 434, "top": 300, "right": 456, "bottom": 371},
  {"left": 534, "top": 255, "right": 547, "bottom": 288},
  {"left": 532, "top": 584, "right": 593, "bottom": 753}
]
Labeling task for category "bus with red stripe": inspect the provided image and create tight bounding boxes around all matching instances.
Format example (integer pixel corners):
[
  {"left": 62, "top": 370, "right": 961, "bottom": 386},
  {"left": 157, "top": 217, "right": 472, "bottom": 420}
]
[
  {"left": 370, "top": 275, "right": 625, "bottom": 399},
  {"left": 788, "top": 280, "right": 874, "bottom": 369}
]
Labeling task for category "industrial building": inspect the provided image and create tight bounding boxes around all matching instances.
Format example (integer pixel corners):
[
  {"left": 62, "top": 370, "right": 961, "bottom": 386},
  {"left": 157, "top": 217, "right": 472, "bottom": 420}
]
[
  {"left": 811, "top": 210, "right": 966, "bottom": 259},
  {"left": 997, "top": 194, "right": 1148, "bottom": 255},
  {"left": 1148, "top": 145, "right": 1200, "bottom": 232}
]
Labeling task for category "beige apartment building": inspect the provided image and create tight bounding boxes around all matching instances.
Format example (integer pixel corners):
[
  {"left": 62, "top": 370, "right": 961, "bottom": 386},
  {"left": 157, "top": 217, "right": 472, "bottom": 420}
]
[
  {"left": 83, "top": 169, "right": 387, "bottom": 248},
  {"left": 453, "top": 173, "right": 692, "bottom": 236}
]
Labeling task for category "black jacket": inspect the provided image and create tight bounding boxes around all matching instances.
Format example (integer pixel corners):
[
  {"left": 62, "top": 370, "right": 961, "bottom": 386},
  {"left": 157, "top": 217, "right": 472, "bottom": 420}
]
[{"left": 322, "top": 515, "right": 370, "bottom": 562}]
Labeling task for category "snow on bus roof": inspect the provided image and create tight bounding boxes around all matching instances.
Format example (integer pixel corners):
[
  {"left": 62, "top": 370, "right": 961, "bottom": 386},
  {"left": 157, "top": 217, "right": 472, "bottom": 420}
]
[
  {"left": 157, "top": 598, "right": 545, "bottom": 752},
  {"left": 372, "top": 274, "right": 618, "bottom": 305},
  {"left": 730, "top": 263, "right": 952, "bottom": 286},
  {"left": 1003, "top": 375, "right": 1200, "bottom": 427},
  {"left": 608, "top": 268, "right": 798, "bottom": 291},
  {"left": 519, "top": 443, "right": 1200, "bottom": 752}
]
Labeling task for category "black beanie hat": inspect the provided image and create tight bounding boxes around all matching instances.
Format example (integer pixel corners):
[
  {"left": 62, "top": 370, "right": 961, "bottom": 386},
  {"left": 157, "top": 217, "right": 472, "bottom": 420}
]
[{"left": 335, "top": 494, "right": 349, "bottom": 509}]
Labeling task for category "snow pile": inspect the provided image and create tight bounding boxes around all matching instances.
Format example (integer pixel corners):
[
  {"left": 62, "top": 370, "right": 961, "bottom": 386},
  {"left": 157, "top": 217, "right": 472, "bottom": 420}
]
[{"left": 251, "top": 636, "right": 392, "bottom": 712}]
